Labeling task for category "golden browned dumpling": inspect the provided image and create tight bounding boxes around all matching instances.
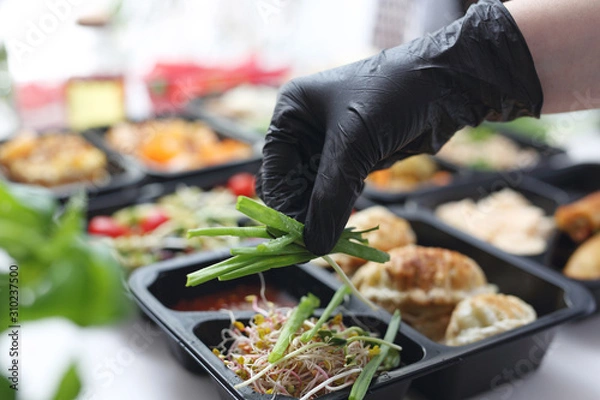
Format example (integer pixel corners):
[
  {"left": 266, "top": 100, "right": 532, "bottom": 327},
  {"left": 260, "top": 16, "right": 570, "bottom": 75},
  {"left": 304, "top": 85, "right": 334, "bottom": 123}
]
[
  {"left": 564, "top": 232, "right": 600, "bottom": 280},
  {"left": 445, "top": 293, "right": 536, "bottom": 346},
  {"left": 352, "top": 245, "right": 496, "bottom": 341},
  {"left": 314, "top": 206, "right": 416, "bottom": 274}
]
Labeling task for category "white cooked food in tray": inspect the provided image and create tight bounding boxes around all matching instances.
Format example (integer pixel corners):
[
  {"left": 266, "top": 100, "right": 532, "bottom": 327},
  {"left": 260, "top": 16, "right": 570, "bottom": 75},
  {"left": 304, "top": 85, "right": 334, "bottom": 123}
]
[
  {"left": 435, "top": 188, "right": 554, "bottom": 255},
  {"left": 445, "top": 293, "right": 537, "bottom": 346},
  {"left": 436, "top": 127, "right": 540, "bottom": 170}
]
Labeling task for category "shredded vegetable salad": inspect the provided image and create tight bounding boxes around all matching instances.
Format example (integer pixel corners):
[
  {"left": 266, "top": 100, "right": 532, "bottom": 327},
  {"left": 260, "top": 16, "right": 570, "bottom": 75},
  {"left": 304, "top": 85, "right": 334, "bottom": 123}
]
[
  {"left": 89, "top": 181, "right": 256, "bottom": 269},
  {"left": 214, "top": 291, "right": 402, "bottom": 400}
]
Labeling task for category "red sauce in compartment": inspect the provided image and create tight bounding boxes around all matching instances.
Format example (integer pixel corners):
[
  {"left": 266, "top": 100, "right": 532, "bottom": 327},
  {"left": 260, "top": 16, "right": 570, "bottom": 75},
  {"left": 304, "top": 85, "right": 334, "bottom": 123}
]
[{"left": 172, "top": 283, "right": 297, "bottom": 311}]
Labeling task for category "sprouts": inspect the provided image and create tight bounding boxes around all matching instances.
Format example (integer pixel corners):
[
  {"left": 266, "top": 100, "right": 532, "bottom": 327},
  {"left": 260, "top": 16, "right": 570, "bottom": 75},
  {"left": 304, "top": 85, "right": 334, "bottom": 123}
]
[{"left": 213, "top": 292, "right": 402, "bottom": 400}]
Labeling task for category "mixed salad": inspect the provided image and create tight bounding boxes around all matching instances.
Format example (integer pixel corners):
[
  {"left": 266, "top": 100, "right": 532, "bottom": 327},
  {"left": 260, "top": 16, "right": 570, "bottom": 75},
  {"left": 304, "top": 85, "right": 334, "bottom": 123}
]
[{"left": 88, "top": 172, "right": 256, "bottom": 269}]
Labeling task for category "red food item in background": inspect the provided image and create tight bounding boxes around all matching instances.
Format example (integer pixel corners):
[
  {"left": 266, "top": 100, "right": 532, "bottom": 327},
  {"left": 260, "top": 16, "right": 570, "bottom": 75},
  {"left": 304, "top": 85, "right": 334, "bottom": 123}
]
[
  {"left": 88, "top": 216, "right": 130, "bottom": 238},
  {"left": 227, "top": 172, "right": 256, "bottom": 197},
  {"left": 144, "top": 57, "right": 289, "bottom": 113},
  {"left": 140, "top": 210, "right": 170, "bottom": 233}
]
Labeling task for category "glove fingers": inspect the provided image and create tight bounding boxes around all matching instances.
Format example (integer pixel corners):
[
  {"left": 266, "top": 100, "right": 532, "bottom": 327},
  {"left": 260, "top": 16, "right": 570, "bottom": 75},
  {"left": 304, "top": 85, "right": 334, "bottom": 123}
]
[
  {"left": 303, "top": 129, "right": 369, "bottom": 256},
  {"left": 257, "top": 121, "right": 325, "bottom": 222},
  {"left": 256, "top": 137, "right": 313, "bottom": 221}
]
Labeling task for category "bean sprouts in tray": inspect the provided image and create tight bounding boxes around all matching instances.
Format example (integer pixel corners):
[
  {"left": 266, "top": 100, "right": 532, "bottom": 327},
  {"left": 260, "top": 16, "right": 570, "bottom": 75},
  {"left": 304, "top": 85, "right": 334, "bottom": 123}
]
[{"left": 213, "top": 290, "right": 402, "bottom": 400}]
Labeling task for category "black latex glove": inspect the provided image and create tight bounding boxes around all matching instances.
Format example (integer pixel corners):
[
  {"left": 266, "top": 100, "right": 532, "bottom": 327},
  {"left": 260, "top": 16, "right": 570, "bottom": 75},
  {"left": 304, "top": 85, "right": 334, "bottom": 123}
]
[{"left": 257, "top": 0, "right": 543, "bottom": 256}]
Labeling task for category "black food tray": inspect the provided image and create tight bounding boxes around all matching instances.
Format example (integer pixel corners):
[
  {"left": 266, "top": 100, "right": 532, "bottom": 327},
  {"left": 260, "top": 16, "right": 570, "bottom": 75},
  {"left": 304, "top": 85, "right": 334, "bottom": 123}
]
[
  {"left": 545, "top": 232, "right": 600, "bottom": 311},
  {"left": 0, "top": 132, "right": 145, "bottom": 203},
  {"left": 128, "top": 210, "right": 593, "bottom": 400},
  {"left": 535, "top": 163, "right": 600, "bottom": 202},
  {"left": 390, "top": 211, "right": 593, "bottom": 399},
  {"left": 434, "top": 126, "right": 568, "bottom": 178},
  {"left": 82, "top": 114, "right": 263, "bottom": 183},
  {"left": 362, "top": 157, "right": 462, "bottom": 205},
  {"left": 86, "top": 158, "right": 261, "bottom": 217},
  {"left": 536, "top": 163, "right": 600, "bottom": 309},
  {"left": 129, "top": 250, "right": 441, "bottom": 400},
  {"left": 406, "top": 175, "right": 569, "bottom": 265}
]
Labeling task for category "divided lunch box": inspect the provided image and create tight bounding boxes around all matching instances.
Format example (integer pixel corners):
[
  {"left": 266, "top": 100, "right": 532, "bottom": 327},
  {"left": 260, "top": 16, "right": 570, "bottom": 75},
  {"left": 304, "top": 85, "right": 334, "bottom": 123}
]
[
  {"left": 405, "top": 175, "right": 569, "bottom": 266},
  {"left": 360, "top": 128, "right": 566, "bottom": 206},
  {"left": 432, "top": 126, "right": 567, "bottom": 178},
  {"left": 537, "top": 163, "right": 600, "bottom": 308},
  {"left": 82, "top": 114, "right": 263, "bottom": 184},
  {"left": 85, "top": 159, "right": 262, "bottom": 273},
  {"left": 86, "top": 158, "right": 262, "bottom": 218},
  {"left": 0, "top": 132, "right": 145, "bottom": 202},
  {"left": 407, "top": 168, "right": 600, "bottom": 313},
  {"left": 128, "top": 210, "right": 594, "bottom": 400},
  {"left": 361, "top": 157, "right": 462, "bottom": 205}
]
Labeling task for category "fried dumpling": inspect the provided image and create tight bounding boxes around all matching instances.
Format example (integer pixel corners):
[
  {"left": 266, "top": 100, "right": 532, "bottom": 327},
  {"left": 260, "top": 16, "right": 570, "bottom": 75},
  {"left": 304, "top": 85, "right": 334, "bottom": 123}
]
[
  {"left": 564, "top": 232, "right": 600, "bottom": 280},
  {"left": 352, "top": 245, "right": 496, "bottom": 341},
  {"left": 314, "top": 206, "right": 416, "bottom": 274},
  {"left": 445, "top": 293, "right": 536, "bottom": 346}
]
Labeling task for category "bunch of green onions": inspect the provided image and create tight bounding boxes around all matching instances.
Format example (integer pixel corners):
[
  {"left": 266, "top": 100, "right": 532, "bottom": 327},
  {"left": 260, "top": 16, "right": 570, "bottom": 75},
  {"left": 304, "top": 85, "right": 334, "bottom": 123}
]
[{"left": 186, "top": 196, "right": 390, "bottom": 308}]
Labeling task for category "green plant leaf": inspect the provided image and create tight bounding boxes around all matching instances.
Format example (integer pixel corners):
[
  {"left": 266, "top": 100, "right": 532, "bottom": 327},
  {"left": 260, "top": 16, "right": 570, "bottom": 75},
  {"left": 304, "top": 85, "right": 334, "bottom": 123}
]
[
  {"left": 0, "top": 373, "right": 16, "bottom": 400},
  {"left": 0, "top": 182, "right": 133, "bottom": 327},
  {"left": 52, "top": 362, "right": 82, "bottom": 400},
  {"left": 0, "top": 182, "right": 56, "bottom": 231}
]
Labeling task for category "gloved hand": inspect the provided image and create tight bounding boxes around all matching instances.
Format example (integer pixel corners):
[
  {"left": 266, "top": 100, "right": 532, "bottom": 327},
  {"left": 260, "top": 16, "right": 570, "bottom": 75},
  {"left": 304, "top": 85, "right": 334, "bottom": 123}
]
[{"left": 257, "top": 0, "right": 543, "bottom": 256}]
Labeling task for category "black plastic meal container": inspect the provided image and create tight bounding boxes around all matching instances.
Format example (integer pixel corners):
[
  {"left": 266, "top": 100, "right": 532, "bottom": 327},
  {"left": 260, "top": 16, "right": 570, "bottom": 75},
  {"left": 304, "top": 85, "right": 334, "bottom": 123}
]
[
  {"left": 434, "top": 126, "right": 568, "bottom": 178},
  {"left": 86, "top": 157, "right": 261, "bottom": 218},
  {"left": 0, "top": 133, "right": 145, "bottom": 203},
  {"left": 129, "top": 248, "right": 445, "bottom": 400},
  {"left": 390, "top": 211, "right": 594, "bottom": 400},
  {"left": 535, "top": 163, "right": 600, "bottom": 202},
  {"left": 128, "top": 210, "right": 593, "bottom": 400},
  {"left": 406, "top": 175, "right": 569, "bottom": 265},
  {"left": 361, "top": 158, "right": 462, "bottom": 205},
  {"left": 536, "top": 163, "right": 600, "bottom": 310},
  {"left": 82, "top": 113, "right": 263, "bottom": 184},
  {"left": 544, "top": 232, "right": 600, "bottom": 312}
]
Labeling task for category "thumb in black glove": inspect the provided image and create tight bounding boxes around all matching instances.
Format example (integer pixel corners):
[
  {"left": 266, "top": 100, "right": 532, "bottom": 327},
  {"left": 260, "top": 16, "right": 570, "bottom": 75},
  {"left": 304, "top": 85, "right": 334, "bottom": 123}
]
[{"left": 257, "top": 0, "right": 543, "bottom": 256}]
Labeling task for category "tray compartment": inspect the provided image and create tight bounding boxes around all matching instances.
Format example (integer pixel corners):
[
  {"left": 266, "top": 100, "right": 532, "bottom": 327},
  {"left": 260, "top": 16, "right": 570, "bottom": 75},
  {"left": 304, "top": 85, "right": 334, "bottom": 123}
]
[
  {"left": 192, "top": 313, "right": 424, "bottom": 400},
  {"left": 406, "top": 175, "right": 569, "bottom": 264},
  {"left": 149, "top": 259, "right": 335, "bottom": 312},
  {"left": 362, "top": 157, "right": 461, "bottom": 205},
  {"left": 83, "top": 114, "right": 262, "bottom": 183}
]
